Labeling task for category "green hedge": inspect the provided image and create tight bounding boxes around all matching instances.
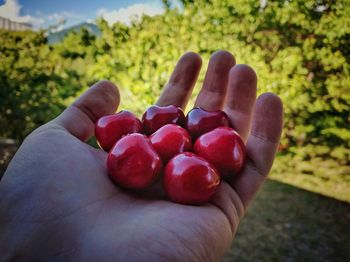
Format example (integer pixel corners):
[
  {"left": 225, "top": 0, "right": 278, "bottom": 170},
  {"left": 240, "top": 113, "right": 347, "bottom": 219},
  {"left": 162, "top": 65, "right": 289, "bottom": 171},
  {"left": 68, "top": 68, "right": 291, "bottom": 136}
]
[{"left": 0, "top": 0, "right": 349, "bottom": 161}]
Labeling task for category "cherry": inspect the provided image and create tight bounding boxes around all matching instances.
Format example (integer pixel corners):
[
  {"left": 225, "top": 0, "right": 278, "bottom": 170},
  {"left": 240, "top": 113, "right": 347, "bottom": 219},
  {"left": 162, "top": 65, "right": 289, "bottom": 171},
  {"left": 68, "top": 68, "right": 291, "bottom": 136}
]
[
  {"left": 194, "top": 127, "right": 246, "bottom": 179},
  {"left": 150, "top": 124, "right": 192, "bottom": 163},
  {"left": 164, "top": 152, "right": 220, "bottom": 205},
  {"left": 107, "top": 133, "right": 163, "bottom": 189},
  {"left": 185, "top": 107, "right": 231, "bottom": 140},
  {"left": 142, "top": 105, "right": 185, "bottom": 135},
  {"left": 95, "top": 110, "right": 142, "bottom": 152}
]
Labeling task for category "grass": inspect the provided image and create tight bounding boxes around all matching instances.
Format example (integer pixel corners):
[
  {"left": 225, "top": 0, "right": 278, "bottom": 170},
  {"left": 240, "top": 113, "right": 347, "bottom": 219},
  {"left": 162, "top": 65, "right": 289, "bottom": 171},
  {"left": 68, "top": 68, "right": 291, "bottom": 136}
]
[
  {"left": 224, "top": 180, "right": 350, "bottom": 261},
  {"left": 224, "top": 155, "right": 350, "bottom": 261},
  {"left": 271, "top": 154, "right": 350, "bottom": 203}
]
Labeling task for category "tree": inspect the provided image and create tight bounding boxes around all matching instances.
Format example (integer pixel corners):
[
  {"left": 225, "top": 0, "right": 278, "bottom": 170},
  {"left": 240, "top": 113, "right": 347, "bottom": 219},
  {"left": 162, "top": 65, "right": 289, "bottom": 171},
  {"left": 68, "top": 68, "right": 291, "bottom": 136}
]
[
  {"left": 1, "top": 0, "right": 348, "bottom": 162},
  {"left": 0, "top": 30, "right": 88, "bottom": 140}
]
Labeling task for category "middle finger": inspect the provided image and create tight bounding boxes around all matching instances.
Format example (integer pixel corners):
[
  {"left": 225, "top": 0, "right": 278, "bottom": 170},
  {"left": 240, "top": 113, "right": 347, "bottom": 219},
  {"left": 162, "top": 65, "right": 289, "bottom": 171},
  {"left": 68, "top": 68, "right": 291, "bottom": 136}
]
[{"left": 194, "top": 50, "right": 235, "bottom": 110}]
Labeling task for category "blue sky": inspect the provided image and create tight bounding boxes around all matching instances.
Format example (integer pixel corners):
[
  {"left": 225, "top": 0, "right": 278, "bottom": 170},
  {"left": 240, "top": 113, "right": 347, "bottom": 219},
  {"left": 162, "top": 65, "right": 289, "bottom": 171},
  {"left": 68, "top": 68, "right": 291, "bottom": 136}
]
[{"left": 0, "top": 0, "right": 172, "bottom": 29}]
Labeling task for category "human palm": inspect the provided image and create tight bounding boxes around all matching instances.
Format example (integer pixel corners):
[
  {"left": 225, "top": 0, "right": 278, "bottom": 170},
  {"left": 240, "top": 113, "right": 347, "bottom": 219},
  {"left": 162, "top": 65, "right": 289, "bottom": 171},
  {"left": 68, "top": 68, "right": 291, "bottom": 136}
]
[{"left": 0, "top": 51, "right": 283, "bottom": 261}]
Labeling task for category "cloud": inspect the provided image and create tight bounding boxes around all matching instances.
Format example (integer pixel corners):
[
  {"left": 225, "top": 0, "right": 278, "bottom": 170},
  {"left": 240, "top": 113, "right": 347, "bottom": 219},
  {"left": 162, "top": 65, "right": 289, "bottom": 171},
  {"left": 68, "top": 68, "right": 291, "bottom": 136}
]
[
  {"left": 0, "top": 0, "right": 84, "bottom": 29},
  {"left": 47, "top": 11, "right": 83, "bottom": 22},
  {"left": 0, "top": 1, "right": 165, "bottom": 30},
  {"left": 0, "top": 0, "right": 27, "bottom": 22},
  {"left": 0, "top": 0, "right": 44, "bottom": 27},
  {"left": 97, "top": 3, "right": 164, "bottom": 26}
]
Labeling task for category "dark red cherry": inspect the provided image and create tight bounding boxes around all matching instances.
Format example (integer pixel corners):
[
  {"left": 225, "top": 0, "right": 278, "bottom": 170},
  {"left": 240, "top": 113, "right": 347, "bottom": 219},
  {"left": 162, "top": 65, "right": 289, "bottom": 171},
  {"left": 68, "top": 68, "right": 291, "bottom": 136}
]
[
  {"left": 185, "top": 107, "right": 231, "bottom": 140},
  {"left": 164, "top": 152, "right": 220, "bottom": 205},
  {"left": 150, "top": 124, "right": 192, "bottom": 163},
  {"left": 142, "top": 105, "right": 185, "bottom": 135},
  {"left": 95, "top": 110, "right": 142, "bottom": 152},
  {"left": 107, "top": 133, "right": 162, "bottom": 189},
  {"left": 194, "top": 127, "right": 246, "bottom": 179}
]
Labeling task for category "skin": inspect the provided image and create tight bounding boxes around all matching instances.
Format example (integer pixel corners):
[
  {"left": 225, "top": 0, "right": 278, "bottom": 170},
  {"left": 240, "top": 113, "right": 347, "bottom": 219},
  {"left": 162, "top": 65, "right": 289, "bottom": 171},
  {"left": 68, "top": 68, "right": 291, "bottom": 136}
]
[{"left": 0, "top": 51, "right": 283, "bottom": 262}]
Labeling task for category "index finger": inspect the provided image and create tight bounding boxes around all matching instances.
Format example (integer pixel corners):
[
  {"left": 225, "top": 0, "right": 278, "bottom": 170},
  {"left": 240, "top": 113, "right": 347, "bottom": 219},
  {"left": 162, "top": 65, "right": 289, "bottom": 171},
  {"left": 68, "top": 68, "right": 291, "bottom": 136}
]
[{"left": 194, "top": 50, "right": 235, "bottom": 110}]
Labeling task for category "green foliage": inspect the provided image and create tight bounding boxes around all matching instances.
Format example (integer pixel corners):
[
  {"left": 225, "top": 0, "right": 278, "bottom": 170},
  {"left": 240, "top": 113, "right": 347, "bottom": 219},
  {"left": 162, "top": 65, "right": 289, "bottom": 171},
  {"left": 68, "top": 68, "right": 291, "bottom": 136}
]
[
  {"left": 271, "top": 153, "right": 350, "bottom": 202},
  {"left": 0, "top": 0, "right": 349, "bottom": 162},
  {"left": 0, "top": 30, "right": 87, "bottom": 139}
]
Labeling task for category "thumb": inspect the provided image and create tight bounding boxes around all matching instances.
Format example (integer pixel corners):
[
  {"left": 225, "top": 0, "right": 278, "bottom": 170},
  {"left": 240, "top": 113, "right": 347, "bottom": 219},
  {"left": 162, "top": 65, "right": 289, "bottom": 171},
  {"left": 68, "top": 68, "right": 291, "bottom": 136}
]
[{"left": 53, "top": 80, "right": 120, "bottom": 141}]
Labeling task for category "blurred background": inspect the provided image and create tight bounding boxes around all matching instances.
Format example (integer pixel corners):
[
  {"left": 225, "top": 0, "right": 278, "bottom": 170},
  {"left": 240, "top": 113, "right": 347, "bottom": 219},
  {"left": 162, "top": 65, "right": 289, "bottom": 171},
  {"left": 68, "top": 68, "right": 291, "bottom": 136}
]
[{"left": 0, "top": 0, "right": 349, "bottom": 260}]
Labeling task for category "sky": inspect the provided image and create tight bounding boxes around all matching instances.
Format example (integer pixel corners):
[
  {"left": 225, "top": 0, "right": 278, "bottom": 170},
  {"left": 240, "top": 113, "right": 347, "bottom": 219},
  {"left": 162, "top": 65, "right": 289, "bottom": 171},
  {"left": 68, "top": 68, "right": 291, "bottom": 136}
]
[{"left": 0, "top": 0, "right": 173, "bottom": 30}]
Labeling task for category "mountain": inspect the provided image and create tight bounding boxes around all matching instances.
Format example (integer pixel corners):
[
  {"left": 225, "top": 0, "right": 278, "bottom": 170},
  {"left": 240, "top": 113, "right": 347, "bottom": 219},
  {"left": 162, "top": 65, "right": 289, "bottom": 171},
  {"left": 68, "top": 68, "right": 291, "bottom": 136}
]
[{"left": 47, "top": 22, "right": 100, "bottom": 43}]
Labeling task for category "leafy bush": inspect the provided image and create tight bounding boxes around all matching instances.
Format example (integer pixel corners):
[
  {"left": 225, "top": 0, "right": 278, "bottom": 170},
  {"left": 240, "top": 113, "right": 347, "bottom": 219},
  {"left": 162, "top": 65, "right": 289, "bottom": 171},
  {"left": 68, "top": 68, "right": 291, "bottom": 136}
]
[
  {"left": 0, "top": 30, "right": 89, "bottom": 139},
  {"left": 0, "top": 0, "right": 349, "bottom": 162}
]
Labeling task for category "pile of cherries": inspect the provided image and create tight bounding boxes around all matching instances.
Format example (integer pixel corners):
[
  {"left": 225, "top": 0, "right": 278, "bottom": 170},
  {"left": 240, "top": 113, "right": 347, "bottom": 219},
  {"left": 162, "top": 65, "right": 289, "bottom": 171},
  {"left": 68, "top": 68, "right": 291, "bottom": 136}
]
[{"left": 95, "top": 105, "right": 246, "bottom": 205}]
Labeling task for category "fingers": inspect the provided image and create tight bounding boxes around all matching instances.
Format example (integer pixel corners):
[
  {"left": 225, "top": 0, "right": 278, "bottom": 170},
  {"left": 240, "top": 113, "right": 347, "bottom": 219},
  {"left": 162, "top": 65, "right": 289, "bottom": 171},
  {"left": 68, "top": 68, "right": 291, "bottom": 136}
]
[
  {"left": 230, "top": 93, "right": 283, "bottom": 208},
  {"left": 194, "top": 50, "right": 235, "bottom": 110},
  {"left": 156, "top": 52, "right": 202, "bottom": 109},
  {"left": 54, "top": 80, "right": 120, "bottom": 141},
  {"left": 224, "top": 65, "right": 257, "bottom": 142}
]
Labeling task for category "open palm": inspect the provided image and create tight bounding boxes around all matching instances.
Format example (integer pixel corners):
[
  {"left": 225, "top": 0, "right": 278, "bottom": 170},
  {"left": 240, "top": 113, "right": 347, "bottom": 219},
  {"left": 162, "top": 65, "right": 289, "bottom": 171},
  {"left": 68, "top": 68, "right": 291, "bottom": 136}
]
[{"left": 0, "top": 51, "right": 283, "bottom": 261}]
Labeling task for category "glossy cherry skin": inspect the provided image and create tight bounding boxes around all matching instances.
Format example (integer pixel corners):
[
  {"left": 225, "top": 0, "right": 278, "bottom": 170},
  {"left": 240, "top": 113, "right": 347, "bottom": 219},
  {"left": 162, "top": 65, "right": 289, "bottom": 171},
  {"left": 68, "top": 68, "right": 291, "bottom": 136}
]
[
  {"left": 107, "top": 133, "right": 163, "bottom": 189},
  {"left": 164, "top": 152, "right": 220, "bottom": 205},
  {"left": 150, "top": 124, "right": 192, "bottom": 163},
  {"left": 95, "top": 110, "right": 142, "bottom": 152},
  {"left": 142, "top": 105, "right": 185, "bottom": 135},
  {"left": 194, "top": 127, "right": 246, "bottom": 179},
  {"left": 185, "top": 107, "right": 231, "bottom": 140}
]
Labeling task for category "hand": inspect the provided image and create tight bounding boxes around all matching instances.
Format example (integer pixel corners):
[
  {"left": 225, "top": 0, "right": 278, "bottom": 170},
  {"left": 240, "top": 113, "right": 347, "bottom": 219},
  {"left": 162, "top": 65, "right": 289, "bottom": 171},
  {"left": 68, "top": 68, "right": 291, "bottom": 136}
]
[{"left": 0, "top": 51, "right": 283, "bottom": 261}]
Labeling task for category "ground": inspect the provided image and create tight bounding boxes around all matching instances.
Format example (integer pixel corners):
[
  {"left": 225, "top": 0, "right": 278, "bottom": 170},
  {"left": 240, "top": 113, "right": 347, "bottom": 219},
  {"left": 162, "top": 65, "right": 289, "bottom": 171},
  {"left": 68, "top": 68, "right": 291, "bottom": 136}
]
[
  {"left": 1, "top": 143, "right": 349, "bottom": 261},
  {"left": 224, "top": 179, "right": 350, "bottom": 261}
]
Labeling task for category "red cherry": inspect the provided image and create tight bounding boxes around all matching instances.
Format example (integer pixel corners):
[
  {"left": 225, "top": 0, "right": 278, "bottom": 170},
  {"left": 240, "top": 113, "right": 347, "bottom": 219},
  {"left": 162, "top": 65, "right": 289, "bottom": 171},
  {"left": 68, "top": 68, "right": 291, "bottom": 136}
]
[
  {"left": 164, "top": 152, "right": 220, "bottom": 205},
  {"left": 107, "top": 133, "right": 162, "bottom": 189},
  {"left": 95, "top": 110, "right": 142, "bottom": 152},
  {"left": 185, "top": 107, "right": 231, "bottom": 140},
  {"left": 194, "top": 127, "right": 246, "bottom": 179},
  {"left": 150, "top": 124, "right": 192, "bottom": 163},
  {"left": 142, "top": 105, "right": 185, "bottom": 135}
]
